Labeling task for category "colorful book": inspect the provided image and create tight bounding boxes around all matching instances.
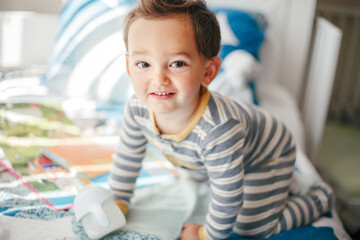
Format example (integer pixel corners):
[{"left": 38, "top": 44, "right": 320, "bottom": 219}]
[
  {"left": 1, "top": 145, "right": 178, "bottom": 210},
  {"left": 0, "top": 102, "right": 178, "bottom": 211},
  {"left": 40, "top": 140, "right": 115, "bottom": 179},
  {"left": 40, "top": 138, "right": 178, "bottom": 185},
  {"left": 91, "top": 144, "right": 179, "bottom": 189},
  {"left": 0, "top": 156, "right": 83, "bottom": 210},
  {"left": 41, "top": 141, "right": 179, "bottom": 188},
  {"left": 1, "top": 143, "right": 179, "bottom": 210},
  {"left": 0, "top": 102, "right": 84, "bottom": 210}
]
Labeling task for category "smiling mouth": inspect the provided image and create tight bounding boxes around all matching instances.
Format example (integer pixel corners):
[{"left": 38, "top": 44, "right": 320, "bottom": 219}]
[
  {"left": 150, "top": 91, "right": 175, "bottom": 99},
  {"left": 153, "top": 92, "right": 173, "bottom": 96}
]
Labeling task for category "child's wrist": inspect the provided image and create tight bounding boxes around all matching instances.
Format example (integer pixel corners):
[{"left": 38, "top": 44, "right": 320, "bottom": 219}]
[
  {"left": 114, "top": 199, "right": 129, "bottom": 215},
  {"left": 198, "top": 226, "right": 209, "bottom": 240}
]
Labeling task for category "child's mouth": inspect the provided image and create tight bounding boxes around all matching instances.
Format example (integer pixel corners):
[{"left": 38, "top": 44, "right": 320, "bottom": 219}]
[{"left": 151, "top": 92, "right": 175, "bottom": 99}]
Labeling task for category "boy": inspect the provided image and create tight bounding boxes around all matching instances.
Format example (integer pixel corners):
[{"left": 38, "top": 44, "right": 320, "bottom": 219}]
[{"left": 109, "top": 0, "right": 332, "bottom": 239}]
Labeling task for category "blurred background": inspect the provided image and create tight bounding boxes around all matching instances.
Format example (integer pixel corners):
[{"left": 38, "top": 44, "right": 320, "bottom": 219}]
[{"left": 0, "top": 0, "right": 359, "bottom": 237}]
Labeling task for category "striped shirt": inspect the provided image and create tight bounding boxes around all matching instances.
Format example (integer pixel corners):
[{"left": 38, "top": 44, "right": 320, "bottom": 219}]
[{"left": 109, "top": 87, "right": 295, "bottom": 239}]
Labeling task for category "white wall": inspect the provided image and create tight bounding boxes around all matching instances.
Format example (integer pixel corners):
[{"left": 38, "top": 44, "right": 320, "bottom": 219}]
[
  {"left": 0, "top": 12, "right": 60, "bottom": 68},
  {"left": 0, "top": 0, "right": 62, "bottom": 69},
  {"left": 0, "top": 0, "right": 62, "bottom": 14}
]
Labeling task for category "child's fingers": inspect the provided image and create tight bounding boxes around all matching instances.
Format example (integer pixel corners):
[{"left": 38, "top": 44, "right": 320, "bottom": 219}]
[
  {"left": 180, "top": 223, "right": 201, "bottom": 240},
  {"left": 182, "top": 223, "right": 191, "bottom": 229},
  {"left": 182, "top": 222, "right": 196, "bottom": 229}
]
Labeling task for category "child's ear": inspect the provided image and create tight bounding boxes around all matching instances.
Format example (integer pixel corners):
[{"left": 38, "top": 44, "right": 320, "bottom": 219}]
[
  {"left": 125, "top": 54, "right": 131, "bottom": 76},
  {"left": 202, "top": 56, "right": 221, "bottom": 87}
]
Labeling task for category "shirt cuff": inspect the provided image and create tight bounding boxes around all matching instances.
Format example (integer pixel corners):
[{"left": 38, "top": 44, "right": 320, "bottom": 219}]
[
  {"left": 114, "top": 199, "right": 129, "bottom": 215},
  {"left": 198, "top": 226, "right": 209, "bottom": 240}
]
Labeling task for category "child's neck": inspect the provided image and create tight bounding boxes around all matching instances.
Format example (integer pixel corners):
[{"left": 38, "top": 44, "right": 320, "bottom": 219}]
[{"left": 154, "top": 91, "right": 203, "bottom": 136}]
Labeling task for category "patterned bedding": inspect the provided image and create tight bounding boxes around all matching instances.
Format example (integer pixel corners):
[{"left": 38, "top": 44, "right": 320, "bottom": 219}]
[{"left": 0, "top": 162, "right": 351, "bottom": 240}]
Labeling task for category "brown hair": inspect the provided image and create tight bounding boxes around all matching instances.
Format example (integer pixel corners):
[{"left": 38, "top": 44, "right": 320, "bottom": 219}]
[{"left": 123, "top": 0, "right": 221, "bottom": 59}]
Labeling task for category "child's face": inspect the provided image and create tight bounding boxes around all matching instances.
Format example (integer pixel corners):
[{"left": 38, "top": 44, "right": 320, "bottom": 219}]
[{"left": 126, "top": 15, "right": 218, "bottom": 117}]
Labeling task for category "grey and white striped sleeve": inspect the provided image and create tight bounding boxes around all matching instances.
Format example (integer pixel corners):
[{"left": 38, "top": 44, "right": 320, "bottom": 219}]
[
  {"left": 108, "top": 102, "right": 147, "bottom": 205},
  {"left": 201, "top": 119, "right": 245, "bottom": 239}
]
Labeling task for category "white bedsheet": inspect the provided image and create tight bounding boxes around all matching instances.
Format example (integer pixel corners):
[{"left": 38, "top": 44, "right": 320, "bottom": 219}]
[{"left": 0, "top": 215, "right": 75, "bottom": 240}]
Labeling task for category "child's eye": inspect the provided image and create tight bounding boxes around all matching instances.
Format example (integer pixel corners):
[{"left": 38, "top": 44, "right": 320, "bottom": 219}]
[
  {"left": 171, "top": 61, "right": 186, "bottom": 68},
  {"left": 136, "top": 62, "right": 150, "bottom": 68}
]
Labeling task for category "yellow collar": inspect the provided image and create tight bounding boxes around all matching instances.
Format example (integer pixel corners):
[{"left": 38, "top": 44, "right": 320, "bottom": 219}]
[{"left": 150, "top": 87, "right": 210, "bottom": 142}]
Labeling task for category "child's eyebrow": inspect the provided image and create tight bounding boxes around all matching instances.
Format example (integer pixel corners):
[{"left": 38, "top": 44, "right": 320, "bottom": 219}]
[
  {"left": 130, "top": 51, "right": 147, "bottom": 57},
  {"left": 129, "top": 50, "right": 193, "bottom": 59},
  {"left": 172, "top": 51, "right": 193, "bottom": 59}
]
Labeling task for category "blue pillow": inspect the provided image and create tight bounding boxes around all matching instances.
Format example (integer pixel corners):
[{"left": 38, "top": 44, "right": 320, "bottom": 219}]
[
  {"left": 43, "top": 0, "right": 136, "bottom": 104},
  {"left": 213, "top": 8, "right": 267, "bottom": 61},
  {"left": 211, "top": 8, "right": 267, "bottom": 105}
]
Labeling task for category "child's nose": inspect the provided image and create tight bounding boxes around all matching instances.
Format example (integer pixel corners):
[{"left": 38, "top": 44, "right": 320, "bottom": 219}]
[{"left": 153, "top": 69, "right": 170, "bottom": 85}]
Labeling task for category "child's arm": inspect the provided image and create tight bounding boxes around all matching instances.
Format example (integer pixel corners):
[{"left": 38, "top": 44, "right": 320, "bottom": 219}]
[
  {"left": 199, "top": 121, "right": 246, "bottom": 239},
  {"left": 108, "top": 102, "right": 147, "bottom": 213}
]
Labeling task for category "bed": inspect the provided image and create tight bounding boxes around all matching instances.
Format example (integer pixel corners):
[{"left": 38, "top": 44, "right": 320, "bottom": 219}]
[{"left": 0, "top": 0, "right": 350, "bottom": 239}]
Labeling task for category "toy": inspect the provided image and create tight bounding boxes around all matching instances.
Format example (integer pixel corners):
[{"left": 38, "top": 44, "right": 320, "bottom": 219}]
[{"left": 73, "top": 184, "right": 126, "bottom": 240}]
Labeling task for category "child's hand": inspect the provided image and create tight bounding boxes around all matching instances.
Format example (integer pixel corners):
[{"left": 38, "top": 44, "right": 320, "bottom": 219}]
[{"left": 180, "top": 222, "right": 201, "bottom": 240}]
